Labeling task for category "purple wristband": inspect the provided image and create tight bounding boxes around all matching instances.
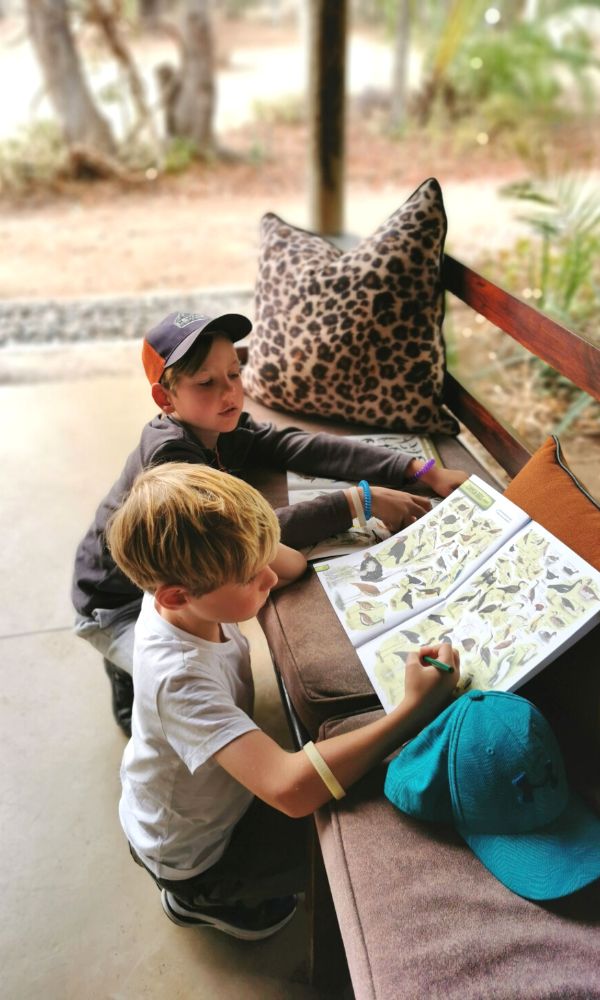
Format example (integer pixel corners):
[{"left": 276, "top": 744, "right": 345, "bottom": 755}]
[{"left": 406, "top": 458, "right": 435, "bottom": 483}]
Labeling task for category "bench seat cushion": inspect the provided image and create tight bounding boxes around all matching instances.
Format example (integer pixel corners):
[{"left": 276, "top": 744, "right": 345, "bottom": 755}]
[{"left": 317, "top": 709, "right": 600, "bottom": 1000}]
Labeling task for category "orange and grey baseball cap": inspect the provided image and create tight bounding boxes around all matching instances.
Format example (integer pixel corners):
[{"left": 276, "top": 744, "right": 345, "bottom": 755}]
[{"left": 141, "top": 311, "right": 252, "bottom": 384}]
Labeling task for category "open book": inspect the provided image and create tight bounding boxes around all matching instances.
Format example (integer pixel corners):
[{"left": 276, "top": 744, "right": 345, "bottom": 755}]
[
  {"left": 314, "top": 475, "right": 600, "bottom": 712},
  {"left": 288, "top": 433, "right": 441, "bottom": 560}
]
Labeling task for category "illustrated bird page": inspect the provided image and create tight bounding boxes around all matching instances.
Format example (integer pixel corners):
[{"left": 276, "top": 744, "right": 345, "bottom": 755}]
[
  {"left": 314, "top": 476, "right": 529, "bottom": 646},
  {"left": 357, "top": 522, "right": 600, "bottom": 712}
]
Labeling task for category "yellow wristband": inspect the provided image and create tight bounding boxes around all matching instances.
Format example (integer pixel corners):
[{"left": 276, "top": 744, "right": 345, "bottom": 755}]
[
  {"left": 349, "top": 486, "right": 367, "bottom": 528},
  {"left": 302, "top": 741, "right": 346, "bottom": 800}
]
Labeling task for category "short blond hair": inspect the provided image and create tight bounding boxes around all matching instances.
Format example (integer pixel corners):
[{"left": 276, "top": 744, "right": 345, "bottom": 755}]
[{"left": 106, "top": 463, "right": 280, "bottom": 595}]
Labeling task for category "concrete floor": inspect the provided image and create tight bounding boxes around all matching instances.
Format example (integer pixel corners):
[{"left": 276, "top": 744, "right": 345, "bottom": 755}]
[{"left": 0, "top": 350, "right": 319, "bottom": 999}]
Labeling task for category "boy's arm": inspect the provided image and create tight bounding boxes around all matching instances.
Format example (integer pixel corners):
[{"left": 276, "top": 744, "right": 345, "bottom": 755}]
[
  {"left": 270, "top": 543, "right": 307, "bottom": 589},
  {"left": 274, "top": 491, "right": 353, "bottom": 549},
  {"left": 247, "top": 419, "right": 465, "bottom": 496},
  {"left": 244, "top": 416, "right": 413, "bottom": 484},
  {"left": 274, "top": 487, "right": 432, "bottom": 549},
  {"left": 214, "top": 643, "right": 459, "bottom": 818},
  {"left": 275, "top": 483, "right": 434, "bottom": 549}
]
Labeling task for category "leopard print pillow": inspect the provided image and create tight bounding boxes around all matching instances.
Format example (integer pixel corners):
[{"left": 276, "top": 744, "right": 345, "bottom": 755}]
[{"left": 242, "top": 177, "right": 458, "bottom": 435}]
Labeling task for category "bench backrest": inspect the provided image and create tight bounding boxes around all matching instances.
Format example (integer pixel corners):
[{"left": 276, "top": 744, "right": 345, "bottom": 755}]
[{"left": 237, "top": 254, "right": 599, "bottom": 481}]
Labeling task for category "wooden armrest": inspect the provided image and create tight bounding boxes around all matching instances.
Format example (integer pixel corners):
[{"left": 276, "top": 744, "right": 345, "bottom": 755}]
[{"left": 443, "top": 371, "right": 531, "bottom": 478}]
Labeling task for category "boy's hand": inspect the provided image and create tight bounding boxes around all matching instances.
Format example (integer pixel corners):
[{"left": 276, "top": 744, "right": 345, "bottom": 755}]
[
  {"left": 369, "top": 486, "right": 431, "bottom": 532},
  {"left": 401, "top": 642, "right": 460, "bottom": 726},
  {"left": 416, "top": 466, "right": 468, "bottom": 498}
]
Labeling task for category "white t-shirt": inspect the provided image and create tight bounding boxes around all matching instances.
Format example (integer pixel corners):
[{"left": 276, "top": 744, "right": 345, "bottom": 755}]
[{"left": 119, "top": 593, "right": 258, "bottom": 880}]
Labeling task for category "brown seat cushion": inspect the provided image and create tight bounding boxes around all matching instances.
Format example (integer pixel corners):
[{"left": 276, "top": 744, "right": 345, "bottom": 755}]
[{"left": 316, "top": 709, "right": 600, "bottom": 1000}]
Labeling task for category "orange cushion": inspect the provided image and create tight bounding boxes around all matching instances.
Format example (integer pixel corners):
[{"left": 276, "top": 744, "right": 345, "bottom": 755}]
[
  {"left": 505, "top": 435, "right": 600, "bottom": 771},
  {"left": 504, "top": 435, "right": 600, "bottom": 570}
]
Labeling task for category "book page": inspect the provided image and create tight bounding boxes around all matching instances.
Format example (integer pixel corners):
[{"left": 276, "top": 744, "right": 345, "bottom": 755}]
[
  {"left": 287, "top": 433, "right": 440, "bottom": 560},
  {"left": 314, "top": 476, "right": 529, "bottom": 647},
  {"left": 359, "top": 522, "right": 600, "bottom": 712},
  {"left": 342, "top": 433, "right": 440, "bottom": 463}
]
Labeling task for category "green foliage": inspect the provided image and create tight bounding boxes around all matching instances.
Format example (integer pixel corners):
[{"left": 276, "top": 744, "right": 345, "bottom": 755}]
[
  {"left": 120, "top": 0, "right": 140, "bottom": 23},
  {"left": 247, "top": 139, "right": 268, "bottom": 166},
  {"left": 449, "top": 20, "right": 597, "bottom": 124},
  {"left": 0, "top": 121, "right": 69, "bottom": 195},
  {"left": 499, "top": 174, "right": 600, "bottom": 338},
  {"left": 474, "top": 173, "right": 600, "bottom": 433},
  {"left": 252, "top": 95, "right": 306, "bottom": 127},
  {"left": 413, "top": 0, "right": 599, "bottom": 152},
  {"left": 358, "top": 0, "right": 395, "bottom": 29},
  {"left": 162, "top": 136, "right": 199, "bottom": 173},
  {"left": 214, "top": 0, "right": 263, "bottom": 18},
  {"left": 96, "top": 80, "right": 125, "bottom": 105}
]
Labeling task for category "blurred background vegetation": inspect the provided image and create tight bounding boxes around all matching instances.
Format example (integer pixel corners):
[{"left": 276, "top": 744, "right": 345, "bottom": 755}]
[{"left": 0, "top": 0, "right": 599, "bottom": 476}]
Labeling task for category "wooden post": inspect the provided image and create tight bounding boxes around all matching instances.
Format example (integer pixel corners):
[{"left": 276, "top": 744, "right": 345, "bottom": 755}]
[{"left": 307, "top": 0, "right": 347, "bottom": 237}]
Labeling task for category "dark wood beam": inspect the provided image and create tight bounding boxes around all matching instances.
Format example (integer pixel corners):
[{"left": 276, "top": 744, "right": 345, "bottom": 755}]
[{"left": 308, "top": 0, "right": 347, "bottom": 236}]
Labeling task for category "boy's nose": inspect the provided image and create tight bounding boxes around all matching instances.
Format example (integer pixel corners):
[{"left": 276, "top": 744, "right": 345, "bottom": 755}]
[
  {"left": 263, "top": 566, "right": 278, "bottom": 590},
  {"left": 222, "top": 379, "right": 239, "bottom": 400}
]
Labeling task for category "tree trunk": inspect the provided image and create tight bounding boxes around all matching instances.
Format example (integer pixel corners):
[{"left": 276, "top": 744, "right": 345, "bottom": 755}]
[
  {"left": 25, "top": 0, "right": 116, "bottom": 154},
  {"left": 172, "top": 0, "right": 215, "bottom": 154},
  {"left": 138, "top": 0, "right": 176, "bottom": 27}
]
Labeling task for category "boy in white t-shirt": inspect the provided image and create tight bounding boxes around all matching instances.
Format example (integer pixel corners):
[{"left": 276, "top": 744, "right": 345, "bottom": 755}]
[{"left": 107, "top": 463, "right": 459, "bottom": 940}]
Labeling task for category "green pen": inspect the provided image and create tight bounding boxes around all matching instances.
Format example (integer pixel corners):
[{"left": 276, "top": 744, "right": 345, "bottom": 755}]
[{"left": 423, "top": 655, "right": 454, "bottom": 674}]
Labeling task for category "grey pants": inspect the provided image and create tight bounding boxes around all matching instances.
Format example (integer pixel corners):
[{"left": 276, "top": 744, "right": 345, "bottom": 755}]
[{"left": 73, "top": 598, "right": 141, "bottom": 676}]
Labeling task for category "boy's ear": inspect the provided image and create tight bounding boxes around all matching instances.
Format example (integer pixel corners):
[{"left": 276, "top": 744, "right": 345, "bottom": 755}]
[
  {"left": 155, "top": 584, "right": 190, "bottom": 611},
  {"left": 152, "top": 381, "right": 175, "bottom": 413}
]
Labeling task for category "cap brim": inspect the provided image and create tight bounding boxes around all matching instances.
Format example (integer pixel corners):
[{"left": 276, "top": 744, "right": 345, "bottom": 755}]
[
  {"left": 460, "top": 789, "right": 600, "bottom": 901},
  {"left": 166, "top": 313, "right": 252, "bottom": 369}
]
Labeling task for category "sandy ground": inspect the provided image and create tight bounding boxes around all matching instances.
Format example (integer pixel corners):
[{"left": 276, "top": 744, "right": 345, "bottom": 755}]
[
  {"left": 0, "top": 170, "right": 532, "bottom": 299},
  {"left": 0, "top": 13, "right": 597, "bottom": 300},
  {"left": 0, "top": 15, "right": 533, "bottom": 299}
]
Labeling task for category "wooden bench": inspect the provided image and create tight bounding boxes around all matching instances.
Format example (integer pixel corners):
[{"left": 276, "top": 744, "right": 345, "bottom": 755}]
[{"left": 240, "top": 253, "right": 600, "bottom": 997}]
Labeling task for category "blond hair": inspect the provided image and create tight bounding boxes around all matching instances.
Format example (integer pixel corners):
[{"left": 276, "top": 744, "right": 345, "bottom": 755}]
[{"left": 106, "top": 463, "right": 280, "bottom": 595}]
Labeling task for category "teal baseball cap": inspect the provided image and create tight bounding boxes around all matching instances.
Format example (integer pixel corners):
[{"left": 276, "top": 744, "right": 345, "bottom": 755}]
[{"left": 384, "top": 690, "right": 600, "bottom": 900}]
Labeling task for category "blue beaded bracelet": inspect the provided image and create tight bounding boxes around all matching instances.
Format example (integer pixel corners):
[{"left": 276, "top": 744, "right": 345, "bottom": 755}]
[{"left": 359, "top": 480, "right": 372, "bottom": 520}]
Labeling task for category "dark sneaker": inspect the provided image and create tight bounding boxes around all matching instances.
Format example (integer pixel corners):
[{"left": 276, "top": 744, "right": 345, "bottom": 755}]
[
  {"left": 160, "top": 889, "right": 297, "bottom": 940},
  {"left": 103, "top": 659, "right": 133, "bottom": 737}
]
